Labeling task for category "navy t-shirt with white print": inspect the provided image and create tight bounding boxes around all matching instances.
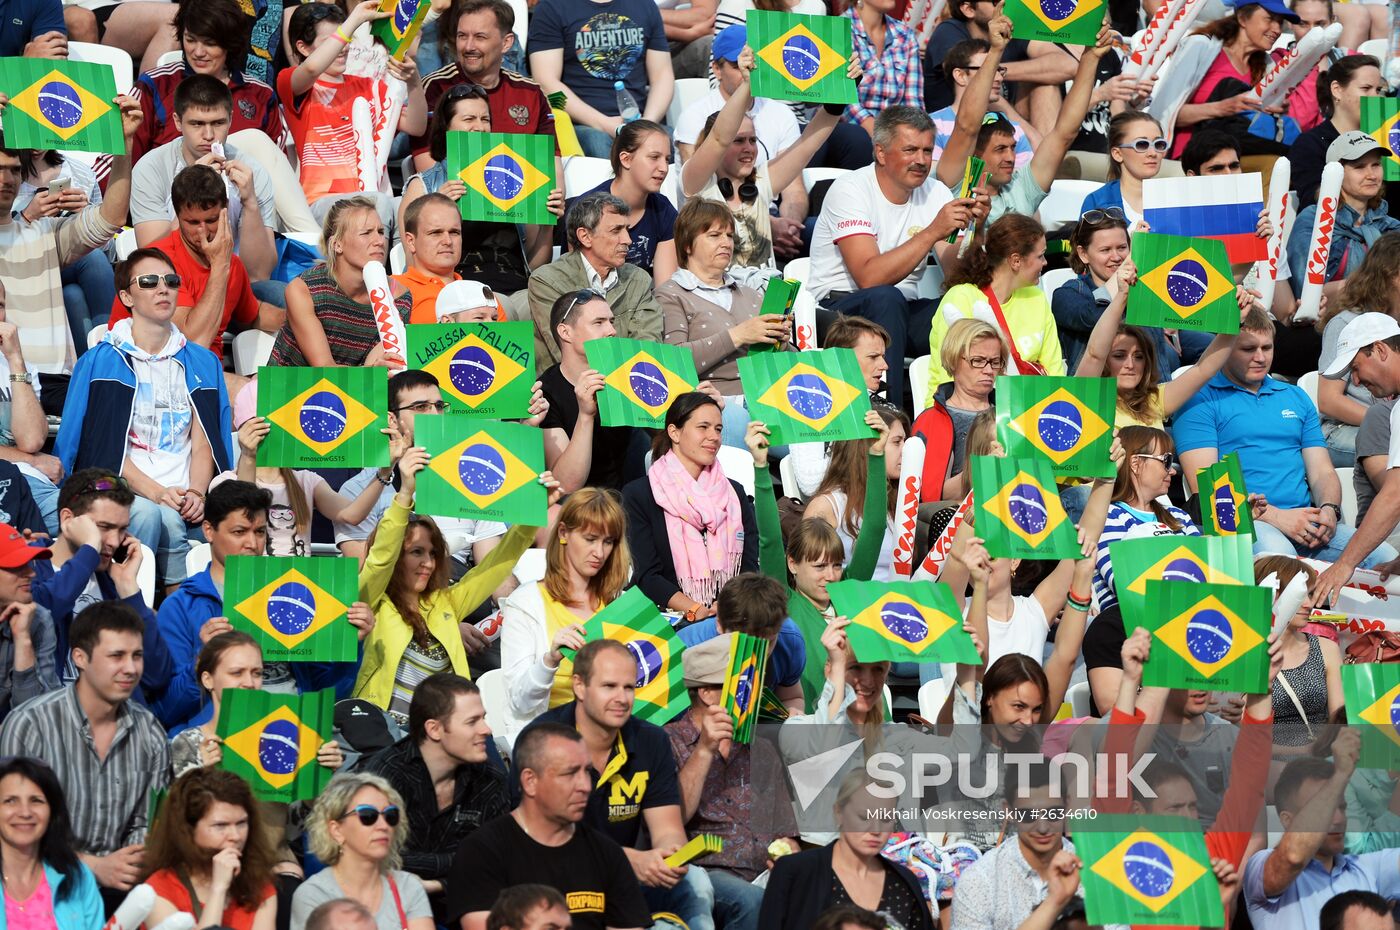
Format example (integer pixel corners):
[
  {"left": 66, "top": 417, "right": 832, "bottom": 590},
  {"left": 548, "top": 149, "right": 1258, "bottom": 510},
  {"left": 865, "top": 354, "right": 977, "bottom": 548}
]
[{"left": 527, "top": 0, "right": 669, "bottom": 116}]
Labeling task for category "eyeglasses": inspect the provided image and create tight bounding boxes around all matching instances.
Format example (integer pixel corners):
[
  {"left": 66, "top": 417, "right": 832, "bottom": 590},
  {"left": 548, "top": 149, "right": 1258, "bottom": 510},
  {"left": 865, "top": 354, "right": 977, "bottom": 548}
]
[
  {"left": 72, "top": 475, "right": 129, "bottom": 496},
  {"left": 1080, "top": 207, "right": 1126, "bottom": 225},
  {"left": 962, "top": 64, "right": 1009, "bottom": 77},
  {"left": 134, "top": 273, "right": 181, "bottom": 290},
  {"left": 1116, "top": 137, "right": 1169, "bottom": 154},
  {"left": 1133, "top": 452, "right": 1177, "bottom": 470},
  {"left": 964, "top": 355, "right": 1005, "bottom": 370},
  {"left": 342, "top": 804, "right": 401, "bottom": 828},
  {"left": 717, "top": 177, "right": 759, "bottom": 204},
  {"left": 394, "top": 400, "right": 450, "bottom": 414}
]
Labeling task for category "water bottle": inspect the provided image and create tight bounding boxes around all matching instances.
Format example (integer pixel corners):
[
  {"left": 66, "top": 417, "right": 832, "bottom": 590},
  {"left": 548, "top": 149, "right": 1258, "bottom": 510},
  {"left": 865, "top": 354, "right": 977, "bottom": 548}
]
[{"left": 614, "top": 80, "right": 641, "bottom": 124}]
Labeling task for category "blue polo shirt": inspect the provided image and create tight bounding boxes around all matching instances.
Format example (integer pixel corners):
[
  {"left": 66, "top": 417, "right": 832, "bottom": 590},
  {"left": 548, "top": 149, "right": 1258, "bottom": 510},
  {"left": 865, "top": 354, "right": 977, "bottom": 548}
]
[
  {"left": 677, "top": 618, "right": 806, "bottom": 689},
  {"left": 1172, "top": 372, "right": 1325, "bottom": 511},
  {"left": 0, "top": 0, "right": 64, "bottom": 56},
  {"left": 1243, "top": 847, "right": 1400, "bottom": 930}
]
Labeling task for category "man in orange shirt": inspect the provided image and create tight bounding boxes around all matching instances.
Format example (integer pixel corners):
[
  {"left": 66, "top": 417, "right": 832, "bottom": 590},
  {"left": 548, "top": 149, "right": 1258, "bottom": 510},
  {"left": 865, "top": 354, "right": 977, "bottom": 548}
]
[{"left": 394, "top": 193, "right": 463, "bottom": 324}]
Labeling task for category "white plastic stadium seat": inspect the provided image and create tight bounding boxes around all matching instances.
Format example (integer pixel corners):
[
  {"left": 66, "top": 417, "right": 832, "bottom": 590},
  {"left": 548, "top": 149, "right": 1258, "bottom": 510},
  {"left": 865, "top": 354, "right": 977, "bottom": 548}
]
[
  {"left": 909, "top": 356, "right": 932, "bottom": 417},
  {"left": 661, "top": 163, "right": 680, "bottom": 210},
  {"left": 1338, "top": 467, "right": 1357, "bottom": 525},
  {"left": 503, "top": 0, "right": 528, "bottom": 47},
  {"left": 67, "top": 41, "right": 135, "bottom": 94},
  {"left": 186, "top": 543, "right": 212, "bottom": 578},
  {"left": 1038, "top": 179, "right": 1101, "bottom": 231},
  {"left": 115, "top": 228, "right": 137, "bottom": 260},
  {"left": 474, "top": 668, "right": 511, "bottom": 745},
  {"left": 1037, "top": 267, "right": 1075, "bottom": 302},
  {"left": 1066, "top": 681, "right": 1093, "bottom": 717},
  {"left": 1297, "top": 370, "right": 1319, "bottom": 409},
  {"left": 802, "top": 167, "right": 849, "bottom": 193},
  {"left": 232, "top": 330, "right": 276, "bottom": 377},
  {"left": 716, "top": 445, "right": 755, "bottom": 499},
  {"left": 778, "top": 454, "right": 801, "bottom": 500},
  {"left": 156, "top": 49, "right": 184, "bottom": 68},
  {"left": 917, "top": 678, "right": 948, "bottom": 720},
  {"left": 562, "top": 156, "right": 614, "bottom": 198},
  {"left": 668, "top": 78, "right": 710, "bottom": 131},
  {"left": 390, "top": 242, "right": 406, "bottom": 275},
  {"left": 1171, "top": 366, "right": 1192, "bottom": 380},
  {"left": 1358, "top": 39, "right": 1387, "bottom": 62},
  {"left": 512, "top": 548, "right": 547, "bottom": 585},
  {"left": 137, "top": 543, "right": 155, "bottom": 606},
  {"left": 86, "top": 325, "right": 108, "bottom": 349},
  {"left": 783, "top": 257, "right": 812, "bottom": 286}
]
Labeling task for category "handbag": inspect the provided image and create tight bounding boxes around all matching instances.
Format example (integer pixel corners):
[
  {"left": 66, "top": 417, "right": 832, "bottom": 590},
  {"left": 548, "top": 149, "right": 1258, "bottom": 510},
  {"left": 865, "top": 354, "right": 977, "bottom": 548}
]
[{"left": 1343, "top": 630, "right": 1400, "bottom": 664}]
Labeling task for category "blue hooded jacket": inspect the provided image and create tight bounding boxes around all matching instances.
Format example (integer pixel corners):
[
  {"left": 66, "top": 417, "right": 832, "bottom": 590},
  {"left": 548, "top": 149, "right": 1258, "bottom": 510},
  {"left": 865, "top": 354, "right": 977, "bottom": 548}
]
[{"left": 156, "top": 566, "right": 361, "bottom": 731}]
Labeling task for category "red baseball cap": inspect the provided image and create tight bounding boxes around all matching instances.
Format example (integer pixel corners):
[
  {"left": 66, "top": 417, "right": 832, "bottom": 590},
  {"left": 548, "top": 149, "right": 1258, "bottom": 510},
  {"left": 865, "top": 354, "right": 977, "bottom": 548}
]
[{"left": 0, "top": 525, "right": 51, "bottom": 569}]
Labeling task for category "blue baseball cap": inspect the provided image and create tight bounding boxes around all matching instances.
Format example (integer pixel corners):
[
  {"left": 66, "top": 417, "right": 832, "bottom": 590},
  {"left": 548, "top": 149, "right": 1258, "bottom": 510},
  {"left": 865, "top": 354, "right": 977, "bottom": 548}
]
[
  {"left": 713, "top": 24, "right": 746, "bottom": 63},
  {"left": 1247, "top": 0, "right": 1300, "bottom": 23}
]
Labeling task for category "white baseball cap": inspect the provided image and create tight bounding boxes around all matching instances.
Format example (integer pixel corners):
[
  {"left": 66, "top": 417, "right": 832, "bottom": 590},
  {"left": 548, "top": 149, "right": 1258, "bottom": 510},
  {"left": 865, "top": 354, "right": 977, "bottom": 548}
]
[
  {"left": 435, "top": 280, "right": 497, "bottom": 321},
  {"left": 1322, "top": 312, "right": 1400, "bottom": 379}
]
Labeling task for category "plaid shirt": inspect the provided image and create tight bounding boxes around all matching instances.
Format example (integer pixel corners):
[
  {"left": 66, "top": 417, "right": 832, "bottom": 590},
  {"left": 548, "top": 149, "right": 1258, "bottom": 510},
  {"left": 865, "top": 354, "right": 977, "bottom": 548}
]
[{"left": 846, "top": 9, "right": 925, "bottom": 125}]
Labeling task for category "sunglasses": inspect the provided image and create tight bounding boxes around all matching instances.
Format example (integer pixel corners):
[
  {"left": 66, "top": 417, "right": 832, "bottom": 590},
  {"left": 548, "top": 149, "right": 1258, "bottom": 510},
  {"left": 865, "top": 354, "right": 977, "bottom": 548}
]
[
  {"left": 443, "top": 82, "right": 488, "bottom": 102},
  {"left": 717, "top": 177, "right": 759, "bottom": 204},
  {"left": 1080, "top": 207, "right": 1126, "bottom": 225},
  {"left": 73, "top": 476, "right": 130, "bottom": 496},
  {"left": 133, "top": 273, "right": 181, "bottom": 290},
  {"left": 559, "top": 288, "right": 608, "bottom": 325},
  {"left": 1116, "top": 137, "right": 1169, "bottom": 154},
  {"left": 1133, "top": 452, "right": 1177, "bottom": 470},
  {"left": 342, "top": 804, "right": 400, "bottom": 828}
]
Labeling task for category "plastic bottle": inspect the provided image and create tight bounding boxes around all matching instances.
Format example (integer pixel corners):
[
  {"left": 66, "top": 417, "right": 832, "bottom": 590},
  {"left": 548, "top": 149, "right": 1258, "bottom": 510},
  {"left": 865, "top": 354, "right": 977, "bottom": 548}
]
[{"left": 614, "top": 80, "right": 641, "bottom": 123}]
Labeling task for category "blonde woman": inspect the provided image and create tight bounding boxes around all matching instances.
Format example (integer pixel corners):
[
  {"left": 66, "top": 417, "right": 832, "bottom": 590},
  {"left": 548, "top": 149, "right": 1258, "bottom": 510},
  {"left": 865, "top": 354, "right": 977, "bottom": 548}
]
[
  {"left": 292, "top": 773, "right": 434, "bottom": 930},
  {"left": 268, "top": 196, "right": 413, "bottom": 367},
  {"left": 499, "top": 488, "right": 630, "bottom": 735},
  {"left": 936, "top": 318, "right": 1007, "bottom": 499}
]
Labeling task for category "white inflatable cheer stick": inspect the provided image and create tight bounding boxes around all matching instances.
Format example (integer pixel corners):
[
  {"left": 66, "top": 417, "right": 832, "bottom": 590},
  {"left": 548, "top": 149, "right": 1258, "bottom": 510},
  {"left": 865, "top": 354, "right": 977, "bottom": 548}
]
[
  {"left": 1123, "top": 0, "right": 1186, "bottom": 80},
  {"left": 1139, "top": 0, "right": 1209, "bottom": 84},
  {"left": 792, "top": 291, "right": 817, "bottom": 351},
  {"left": 363, "top": 260, "right": 408, "bottom": 370},
  {"left": 1300, "top": 558, "right": 1400, "bottom": 599},
  {"left": 1255, "top": 157, "right": 1291, "bottom": 312},
  {"left": 1272, "top": 571, "right": 1310, "bottom": 639},
  {"left": 1254, "top": 23, "right": 1343, "bottom": 107},
  {"left": 892, "top": 437, "right": 926, "bottom": 577},
  {"left": 914, "top": 492, "right": 974, "bottom": 581},
  {"left": 150, "top": 914, "right": 196, "bottom": 930},
  {"left": 1296, "top": 161, "right": 1342, "bottom": 325},
  {"left": 102, "top": 883, "right": 155, "bottom": 930}
]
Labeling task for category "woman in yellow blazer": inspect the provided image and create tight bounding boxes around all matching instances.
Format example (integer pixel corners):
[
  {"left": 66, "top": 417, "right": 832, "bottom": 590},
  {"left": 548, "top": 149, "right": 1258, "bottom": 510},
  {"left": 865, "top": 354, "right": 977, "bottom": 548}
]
[{"left": 355, "top": 445, "right": 561, "bottom": 717}]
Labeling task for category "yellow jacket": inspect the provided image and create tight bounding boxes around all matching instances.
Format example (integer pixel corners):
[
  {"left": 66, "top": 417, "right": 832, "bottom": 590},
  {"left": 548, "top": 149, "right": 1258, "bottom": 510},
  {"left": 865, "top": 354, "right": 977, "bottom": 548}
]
[{"left": 354, "top": 498, "right": 535, "bottom": 708}]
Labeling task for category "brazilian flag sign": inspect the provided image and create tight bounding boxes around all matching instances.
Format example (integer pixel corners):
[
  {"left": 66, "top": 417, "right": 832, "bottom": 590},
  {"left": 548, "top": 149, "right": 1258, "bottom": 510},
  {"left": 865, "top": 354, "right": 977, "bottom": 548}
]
[
  {"left": 1108, "top": 534, "right": 1254, "bottom": 630},
  {"left": 415, "top": 417, "right": 547, "bottom": 524},
  {"left": 748, "top": 11, "right": 856, "bottom": 106},
  {"left": 407, "top": 322, "right": 534, "bottom": 418},
  {"left": 370, "top": 0, "right": 431, "bottom": 59},
  {"left": 1076, "top": 815, "right": 1223, "bottom": 926},
  {"left": 565, "top": 587, "right": 687, "bottom": 725},
  {"left": 217, "top": 688, "right": 334, "bottom": 803},
  {"left": 1342, "top": 663, "right": 1400, "bottom": 769},
  {"left": 1128, "top": 233, "right": 1238, "bottom": 334},
  {"left": 972, "top": 454, "right": 1080, "bottom": 560},
  {"left": 0, "top": 57, "right": 125, "bottom": 154},
  {"left": 996, "top": 375, "right": 1115, "bottom": 478},
  {"left": 722, "top": 634, "right": 768, "bottom": 744},
  {"left": 1361, "top": 97, "right": 1400, "bottom": 182},
  {"left": 256, "top": 367, "right": 388, "bottom": 468},
  {"left": 1139, "top": 580, "right": 1271, "bottom": 693},
  {"left": 827, "top": 579, "right": 979, "bottom": 664},
  {"left": 738, "top": 347, "right": 874, "bottom": 445},
  {"left": 225, "top": 556, "right": 359, "bottom": 662},
  {"left": 448, "top": 131, "right": 555, "bottom": 225},
  {"left": 1003, "top": 0, "right": 1104, "bottom": 45},
  {"left": 1197, "top": 453, "right": 1254, "bottom": 539},
  {"left": 585, "top": 338, "right": 699, "bottom": 428}
]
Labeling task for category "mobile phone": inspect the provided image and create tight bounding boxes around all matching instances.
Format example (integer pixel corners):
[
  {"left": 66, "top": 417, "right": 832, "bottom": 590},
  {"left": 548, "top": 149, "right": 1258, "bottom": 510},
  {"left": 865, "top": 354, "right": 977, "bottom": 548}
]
[
  {"left": 46, "top": 178, "right": 70, "bottom": 194},
  {"left": 110, "top": 538, "right": 128, "bottom": 564}
]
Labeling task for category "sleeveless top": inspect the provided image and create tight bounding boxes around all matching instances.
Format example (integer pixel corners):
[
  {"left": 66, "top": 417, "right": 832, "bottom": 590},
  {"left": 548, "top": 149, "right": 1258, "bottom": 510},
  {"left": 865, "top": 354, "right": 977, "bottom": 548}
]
[
  {"left": 1270, "top": 634, "right": 1329, "bottom": 746},
  {"left": 816, "top": 488, "right": 896, "bottom": 582},
  {"left": 268, "top": 264, "right": 412, "bottom": 367},
  {"left": 4, "top": 870, "right": 57, "bottom": 930}
]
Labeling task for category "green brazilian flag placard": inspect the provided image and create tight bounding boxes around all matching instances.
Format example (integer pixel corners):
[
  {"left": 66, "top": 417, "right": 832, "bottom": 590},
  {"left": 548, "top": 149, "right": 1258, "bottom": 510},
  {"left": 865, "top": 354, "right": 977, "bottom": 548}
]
[
  {"left": 738, "top": 347, "right": 874, "bottom": 445},
  {"left": 748, "top": 11, "right": 856, "bottom": 106},
  {"left": 1139, "top": 580, "right": 1270, "bottom": 693},
  {"left": 585, "top": 337, "right": 699, "bottom": 428},
  {"left": 1076, "top": 814, "right": 1223, "bottom": 927},
  {"left": 1003, "top": 0, "right": 1104, "bottom": 45},
  {"left": 1128, "top": 233, "right": 1239, "bottom": 334},
  {"left": 1342, "top": 663, "right": 1400, "bottom": 769},
  {"left": 1361, "top": 96, "right": 1400, "bottom": 182},
  {"left": 256, "top": 366, "right": 389, "bottom": 468},
  {"left": 225, "top": 555, "right": 359, "bottom": 662},
  {"left": 371, "top": 0, "right": 431, "bottom": 59},
  {"left": 722, "top": 634, "right": 768, "bottom": 744},
  {"left": 564, "top": 587, "right": 688, "bottom": 725},
  {"left": 996, "top": 375, "right": 1116, "bottom": 478},
  {"left": 1108, "top": 533, "right": 1254, "bottom": 632},
  {"left": 971, "top": 454, "right": 1080, "bottom": 560},
  {"left": 1197, "top": 452, "right": 1255, "bottom": 540},
  {"left": 415, "top": 417, "right": 547, "bottom": 524},
  {"left": 407, "top": 321, "right": 534, "bottom": 418},
  {"left": 0, "top": 57, "right": 125, "bottom": 154},
  {"left": 447, "top": 131, "right": 555, "bottom": 224},
  {"left": 217, "top": 688, "right": 334, "bottom": 803},
  {"left": 827, "top": 579, "right": 979, "bottom": 664}
]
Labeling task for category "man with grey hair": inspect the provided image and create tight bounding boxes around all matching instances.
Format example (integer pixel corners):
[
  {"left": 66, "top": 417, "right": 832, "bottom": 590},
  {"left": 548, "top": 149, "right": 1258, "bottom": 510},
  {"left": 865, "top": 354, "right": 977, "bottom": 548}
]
[
  {"left": 808, "top": 105, "right": 986, "bottom": 408},
  {"left": 528, "top": 192, "right": 662, "bottom": 367},
  {"left": 306, "top": 898, "right": 377, "bottom": 930}
]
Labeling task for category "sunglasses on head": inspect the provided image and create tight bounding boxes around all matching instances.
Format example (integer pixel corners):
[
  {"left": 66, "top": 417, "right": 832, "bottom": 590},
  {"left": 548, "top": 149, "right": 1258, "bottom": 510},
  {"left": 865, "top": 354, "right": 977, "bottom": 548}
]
[
  {"left": 1116, "top": 137, "right": 1169, "bottom": 154},
  {"left": 133, "top": 273, "right": 181, "bottom": 290},
  {"left": 444, "top": 82, "right": 488, "bottom": 103},
  {"left": 1080, "top": 207, "right": 1126, "bottom": 225},
  {"left": 343, "top": 804, "right": 400, "bottom": 828},
  {"left": 73, "top": 476, "right": 130, "bottom": 496}
]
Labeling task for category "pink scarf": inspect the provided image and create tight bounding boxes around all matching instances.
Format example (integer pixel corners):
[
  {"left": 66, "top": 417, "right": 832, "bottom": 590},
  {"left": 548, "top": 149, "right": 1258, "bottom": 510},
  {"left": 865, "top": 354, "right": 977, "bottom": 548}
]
[{"left": 648, "top": 450, "right": 745, "bottom": 606}]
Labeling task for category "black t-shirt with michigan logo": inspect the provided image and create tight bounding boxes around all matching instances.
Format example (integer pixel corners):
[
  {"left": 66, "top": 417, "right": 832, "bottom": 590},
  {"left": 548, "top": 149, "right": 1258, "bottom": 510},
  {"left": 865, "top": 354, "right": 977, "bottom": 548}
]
[
  {"left": 517, "top": 701, "right": 683, "bottom": 848},
  {"left": 443, "top": 813, "right": 650, "bottom": 930}
]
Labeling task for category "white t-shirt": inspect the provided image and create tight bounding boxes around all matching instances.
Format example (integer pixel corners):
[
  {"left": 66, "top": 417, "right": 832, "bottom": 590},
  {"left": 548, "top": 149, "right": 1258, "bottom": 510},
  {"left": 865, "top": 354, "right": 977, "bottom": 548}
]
[
  {"left": 673, "top": 89, "right": 802, "bottom": 164},
  {"left": 126, "top": 355, "right": 193, "bottom": 489},
  {"left": 809, "top": 164, "right": 954, "bottom": 300},
  {"left": 210, "top": 469, "right": 328, "bottom": 556},
  {"left": 940, "top": 595, "right": 1050, "bottom": 685}
]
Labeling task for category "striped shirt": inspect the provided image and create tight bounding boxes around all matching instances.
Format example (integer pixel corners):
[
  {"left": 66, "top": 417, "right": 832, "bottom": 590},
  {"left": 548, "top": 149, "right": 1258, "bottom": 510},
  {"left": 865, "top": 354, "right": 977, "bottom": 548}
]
[
  {"left": 0, "top": 207, "right": 117, "bottom": 373},
  {"left": 1091, "top": 502, "right": 1201, "bottom": 613},
  {"left": 387, "top": 638, "right": 451, "bottom": 723},
  {"left": 268, "top": 264, "right": 412, "bottom": 367},
  {"left": 0, "top": 686, "right": 169, "bottom": 854}
]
